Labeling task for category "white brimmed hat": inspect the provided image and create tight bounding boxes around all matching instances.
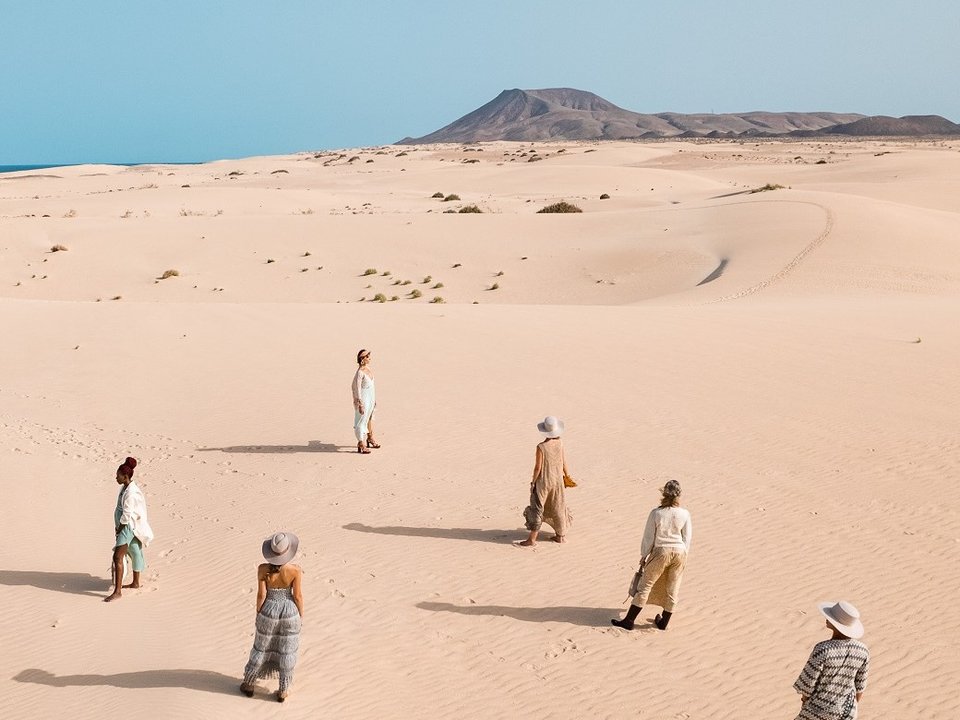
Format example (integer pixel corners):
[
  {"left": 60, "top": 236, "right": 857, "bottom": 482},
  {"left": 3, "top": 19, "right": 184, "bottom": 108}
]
[
  {"left": 818, "top": 600, "right": 864, "bottom": 639},
  {"left": 537, "top": 416, "right": 565, "bottom": 438},
  {"left": 262, "top": 531, "right": 299, "bottom": 566}
]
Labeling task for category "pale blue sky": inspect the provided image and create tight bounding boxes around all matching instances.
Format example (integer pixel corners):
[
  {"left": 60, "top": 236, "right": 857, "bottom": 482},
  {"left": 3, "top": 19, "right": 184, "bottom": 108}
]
[{"left": 1, "top": 1, "right": 956, "bottom": 163}]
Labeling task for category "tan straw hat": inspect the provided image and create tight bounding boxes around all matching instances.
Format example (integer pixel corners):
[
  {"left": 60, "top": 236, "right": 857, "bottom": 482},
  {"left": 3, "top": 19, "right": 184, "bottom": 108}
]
[
  {"left": 818, "top": 600, "right": 864, "bottom": 639},
  {"left": 262, "top": 531, "right": 299, "bottom": 565}
]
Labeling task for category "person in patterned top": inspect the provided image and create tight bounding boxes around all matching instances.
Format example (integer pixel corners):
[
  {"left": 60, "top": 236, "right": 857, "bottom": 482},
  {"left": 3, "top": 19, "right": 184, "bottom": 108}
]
[{"left": 793, "top": 600, "right": 869, "bottom": 720}]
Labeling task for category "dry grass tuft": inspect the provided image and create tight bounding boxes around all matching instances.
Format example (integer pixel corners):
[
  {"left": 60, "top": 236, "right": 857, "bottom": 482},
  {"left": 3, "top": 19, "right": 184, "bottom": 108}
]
[
  {"left": 458, "top": 205, "right": 482, "bottom": 213},
  {"left": 50, "top": 244, "right": 69, "bottom": 252},
  {"left": 430, "top": 296, "right": 445, "bottom": 304},
  {"left": 409, "top": 289, "right": 422, "bottom": 299},
  {"left": 363, "top": 268, "right": 378, "bottom": 276},
  {"left": 159, "top": 269, "right": 180, "bottom": 279},
  {"left": 537, "top": 201, "right": 582, "bottom": 213},
  {"left": 442, "top": 194, "right": 460, "bottom": 202},
  {"left": 431, "top": 192, "right": 445, "bottom": 199},
  {"left": 373, "top": 293, "right": 387, "bottom": 303},
  {"left": 750, "top": 183, "right": 786, "bottom": 193}
]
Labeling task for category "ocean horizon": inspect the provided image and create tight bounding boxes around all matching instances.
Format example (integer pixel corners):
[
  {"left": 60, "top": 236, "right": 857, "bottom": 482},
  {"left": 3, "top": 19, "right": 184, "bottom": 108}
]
[{"left": 0, "top": 162, "right": 199, "bottom": 174}]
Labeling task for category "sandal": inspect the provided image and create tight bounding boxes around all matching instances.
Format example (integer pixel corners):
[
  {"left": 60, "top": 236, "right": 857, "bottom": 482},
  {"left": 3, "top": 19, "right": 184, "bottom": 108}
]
[
  {"left": 366, "top": 439, "right": 381, "bottom": 449},
  {"left": 240, "top": 683, "right": 254, "bottom": 698},
  {"left": 277, "top": 690, "right": 288, "bottom": 703},
  {"left": 357, "top": 445, "right": 371, "bottom": 454}
]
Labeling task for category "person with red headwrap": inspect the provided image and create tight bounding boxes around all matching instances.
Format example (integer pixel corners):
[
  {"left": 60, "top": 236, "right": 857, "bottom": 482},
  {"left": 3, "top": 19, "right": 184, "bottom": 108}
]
[{"left": 105, "top": 457, "right": 154, "bottom": 602}]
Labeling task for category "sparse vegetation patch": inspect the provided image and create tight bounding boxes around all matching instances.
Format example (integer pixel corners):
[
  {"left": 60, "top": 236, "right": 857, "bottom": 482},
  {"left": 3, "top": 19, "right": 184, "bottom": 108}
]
[
  {"left": 537, "top": 201, "right": 582, "bottom": 214},
  {"left": 458, "top": 205, "right": 482, "bottom": 213},
  {"left": 750, "top": 183, "right": 786, "bottom": 193}
]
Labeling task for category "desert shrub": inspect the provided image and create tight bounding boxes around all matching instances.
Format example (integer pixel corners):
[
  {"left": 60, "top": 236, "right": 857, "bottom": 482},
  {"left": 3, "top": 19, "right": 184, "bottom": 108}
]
[
  {"left": 391, "top": 295, "right": 399, "bottom": 301},
  {"left": 348, "top": 156, "right": 360, "bottom": 163},
  {"left": 382, "top": 270, "right": 391, "bottom": 276},
  {"left": 181, "top": 184, "right": 191, "bottom": 188},
  {"left": 816, "top": 159, "right": 827, "bottom": 164},
  {"left": 443, "top": 209, "right": 456, "bottom": 213},
  {"left": 430, "top": 296, "right": 445, "bottom": 304},
  {"left": 373, "top": 293, "right": 387, "bottom": 303},
  {"left": 433, "top": 282, "right": 444, "bottom": 289},
  {"left": 463, "top": 158, "right": 479, "bottom": 164},
  {"left": 303, "top": 251, "right": 311, "bottom": 257},
  {"left": 528, "top": 155, "right": 542, "bottom": 162},
  {"left": 401, "top": 280, "right": 411, "bottom": 286},
  {"left": 396, "top": 151, "right": 408, "bottom": 157},
  {"left": 750, "top": 183, "right": 786, "bottom": 193},
  {"left": 160, "top": 269, "right": 180, "bottom": 279},
  {"left": 228, "top": 171, "right": 242, "bottom": 176},
  {"left": 442, "top": 194, "right": 460, "bottom": 202},
  {"left": 50, "top": 244, "right": 68, "bottom": 252},
  {"left": 458, "top": 205, "right": 482, "bottom": 213},
  {"left": 537, "top": 201, "right": 582, "bottom": 214},
  {"left": 270, "top": 169, "right": 288, "bottom": 174},
  {"left": 409, "top": 289, "right": 422, "bottom": 299},
  {"left": 431, "top": 192, "right": 445, "bottom": 198},
  {"left": 300, "top": 268, "right": 308, "bottom": 272},
  {"left": 422, "top": 275, "right": 432, "bottom": 283},
  {"left": 362, "top": 268, "right": 378, "bottom": 276},
  {"left": 452, "top": 262, "right": 462, "bottom": 268},
  {"left": 495, "top": 271, "right": 504, "bottom": 277},
  {"left": 266, "top": 258, "right": 276, "bottom": 264},
  {"left": 489, "top": 283, "right": 500, "bottom": 290},
  {"left": 599, "top": 193, "right": 610, "bottom": 199}
]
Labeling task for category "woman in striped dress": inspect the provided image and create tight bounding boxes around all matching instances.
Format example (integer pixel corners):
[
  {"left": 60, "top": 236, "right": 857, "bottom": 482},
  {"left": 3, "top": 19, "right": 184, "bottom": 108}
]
[
  {"left": 793, "top": 601, "right": 869, "bottom": 720},
  {"left": 240, "top": 532, "right": 304, "bottom": 702}
]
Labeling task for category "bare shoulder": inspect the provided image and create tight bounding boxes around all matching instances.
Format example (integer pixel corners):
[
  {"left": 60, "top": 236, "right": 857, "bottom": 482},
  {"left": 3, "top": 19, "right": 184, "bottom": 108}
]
[{"left": 256, "top": 563, "right": 270, "bottom": 579}]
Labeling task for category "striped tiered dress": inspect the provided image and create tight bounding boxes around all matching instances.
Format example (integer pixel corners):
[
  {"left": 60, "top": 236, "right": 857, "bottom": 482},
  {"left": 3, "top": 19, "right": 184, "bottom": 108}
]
[{"left": 242, "top": 587, "right": 302, "bottom": 691}]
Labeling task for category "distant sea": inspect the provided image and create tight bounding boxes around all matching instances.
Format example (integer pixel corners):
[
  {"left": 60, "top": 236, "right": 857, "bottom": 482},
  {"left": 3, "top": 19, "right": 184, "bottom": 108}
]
[{"left": 0, "top": 162, "right": 195, "bottom": 174}]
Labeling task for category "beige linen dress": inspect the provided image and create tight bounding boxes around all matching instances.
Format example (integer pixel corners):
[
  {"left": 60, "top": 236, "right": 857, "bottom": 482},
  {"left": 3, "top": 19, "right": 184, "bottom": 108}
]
[{"left": 523, "top": 439, "right": 572, "bottom": 536}]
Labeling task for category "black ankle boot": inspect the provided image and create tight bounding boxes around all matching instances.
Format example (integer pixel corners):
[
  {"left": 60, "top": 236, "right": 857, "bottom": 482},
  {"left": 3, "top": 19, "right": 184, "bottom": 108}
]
[
  {"left": 611, "top": 604, "right": 642, "bottom": 630},
  {"left": 654, "top": 611, "right": 672, "bottom": 630}
]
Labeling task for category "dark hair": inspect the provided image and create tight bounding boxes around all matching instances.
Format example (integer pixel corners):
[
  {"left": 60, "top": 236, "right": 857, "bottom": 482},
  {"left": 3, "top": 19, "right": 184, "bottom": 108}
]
[
  {"left": 117, "top": 456, "right": 137, "bottom": 479},
  {"left": 357, "top": 348, "right": 369, "bottom": 365},
  {"left": 267, "top": 563, "right": 282, "bottom": 575}
]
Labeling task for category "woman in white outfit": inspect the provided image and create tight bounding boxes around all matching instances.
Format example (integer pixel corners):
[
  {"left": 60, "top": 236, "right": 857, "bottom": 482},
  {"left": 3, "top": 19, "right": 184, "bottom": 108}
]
[
  {"left": 352, "top": 349, "right": 379, "bottom": 454},
  {"left": 612, "top": 479, "right": 691, "bottom": 630}
]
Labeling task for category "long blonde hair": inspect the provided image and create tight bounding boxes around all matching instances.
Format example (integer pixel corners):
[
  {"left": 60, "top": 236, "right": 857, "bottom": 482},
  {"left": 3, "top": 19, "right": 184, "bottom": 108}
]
[{"left": 659, "top": 479, "right": 682, "bottom": 508}]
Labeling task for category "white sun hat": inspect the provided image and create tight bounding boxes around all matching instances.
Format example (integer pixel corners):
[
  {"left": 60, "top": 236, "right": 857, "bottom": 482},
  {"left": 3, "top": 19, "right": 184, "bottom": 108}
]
[
  {"left": 818, "top": 600, "right": 864, "bottom": 639},
  {"left": 537, "top": 416, "right": 565, "bottom": 438},
  {"left": 261, "top": 531, "right": 300, "bottom": 566}
]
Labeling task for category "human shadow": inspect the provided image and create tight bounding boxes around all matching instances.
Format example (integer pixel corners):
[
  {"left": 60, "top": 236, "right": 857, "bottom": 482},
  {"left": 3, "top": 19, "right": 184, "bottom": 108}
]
[
  {"left": 417, "top": 601, "right": 624, "bottom": 627},
  {"left": 343, "top": 523, "right": 519, "bottom": 545},
  {"left": 14, "top": 668, "right": 237, "bottom": 695},
  {"left": 0, "top": 570, "right": 106, "bottom": 598},
  {"left": 197, "top": 440, "right": 351, "bottom": 454}
]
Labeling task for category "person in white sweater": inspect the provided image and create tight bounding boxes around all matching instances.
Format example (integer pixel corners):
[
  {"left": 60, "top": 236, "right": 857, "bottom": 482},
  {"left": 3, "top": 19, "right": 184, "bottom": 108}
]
[{"left": 611, "top": 479, "right": 692, "bottom": 630}]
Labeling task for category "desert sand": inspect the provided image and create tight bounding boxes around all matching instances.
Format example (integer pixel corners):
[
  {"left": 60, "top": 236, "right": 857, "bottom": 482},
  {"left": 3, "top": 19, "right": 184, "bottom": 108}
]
[{"left": 1, "top": 139, "right": 959, "bottom": 719}]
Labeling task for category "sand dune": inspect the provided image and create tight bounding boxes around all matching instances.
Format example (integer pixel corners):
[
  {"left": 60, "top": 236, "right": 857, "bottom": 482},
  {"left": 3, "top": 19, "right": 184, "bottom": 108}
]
[{"left": 2, "top": 139, "right": 959, "bottom": 719}]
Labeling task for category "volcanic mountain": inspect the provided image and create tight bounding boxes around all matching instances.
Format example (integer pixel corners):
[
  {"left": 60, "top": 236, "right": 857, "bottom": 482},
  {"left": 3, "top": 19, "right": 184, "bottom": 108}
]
[{"left": 398, "top": 88, "right": 958, "bottom": 143}]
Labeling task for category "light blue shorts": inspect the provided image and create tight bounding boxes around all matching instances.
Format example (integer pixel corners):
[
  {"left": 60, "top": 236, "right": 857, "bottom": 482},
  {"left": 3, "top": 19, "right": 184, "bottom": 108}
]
[{"left": 115, "top": 527, "right": 145, "bottom": 572}]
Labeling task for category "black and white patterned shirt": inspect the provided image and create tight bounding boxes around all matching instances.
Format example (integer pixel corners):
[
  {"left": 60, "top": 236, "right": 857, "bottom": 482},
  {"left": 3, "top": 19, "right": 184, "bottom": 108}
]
[{"left": 794, "top": 638, "right": 869, "bottom": 720}]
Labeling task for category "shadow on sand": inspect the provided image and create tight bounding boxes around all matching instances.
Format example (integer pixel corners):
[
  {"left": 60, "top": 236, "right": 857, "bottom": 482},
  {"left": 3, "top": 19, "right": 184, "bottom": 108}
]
[
  {"left": 14, "top": 668, "right": 238, "bottom": 695},
  {"left": 416, "top": 601, "right": 625, "bottom": 627},
  {"left": 198, "top": 440, "right": 352, "bottom": 454},
  {"left": 0, "top": 570, "right": 106, "bottom": 598},
  {"left": 343, "top": 523, "right": 519, "bottom": 545}
]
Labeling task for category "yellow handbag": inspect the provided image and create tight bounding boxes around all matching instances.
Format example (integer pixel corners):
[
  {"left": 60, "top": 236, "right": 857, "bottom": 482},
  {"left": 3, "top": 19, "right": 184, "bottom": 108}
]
[{"left": 563, "top": 474, "right": 577, "bottom": 488}]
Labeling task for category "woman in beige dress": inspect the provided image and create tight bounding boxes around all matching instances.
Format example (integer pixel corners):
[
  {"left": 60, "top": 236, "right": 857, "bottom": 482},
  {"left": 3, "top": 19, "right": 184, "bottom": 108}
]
[{"left": 519, "top": 416, "right": 573, "bottom": 546}]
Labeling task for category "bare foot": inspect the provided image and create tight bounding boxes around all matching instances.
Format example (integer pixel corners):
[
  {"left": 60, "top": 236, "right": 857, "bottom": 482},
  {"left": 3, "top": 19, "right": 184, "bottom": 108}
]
[
  {"left": 122, "top": 582, "right": 141, "bottom": 589},
  {"left": 552, "top": 535, "right": 565, "bottom": 543},
  {"left": 104, "top": 592, "right": 122, "bottom": 602},
  {"left": 277, "top": 690, "right": 288, "bottom": 702},
  {"left": 518, "top": 539, "right": 536, "bottom": 547}
]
